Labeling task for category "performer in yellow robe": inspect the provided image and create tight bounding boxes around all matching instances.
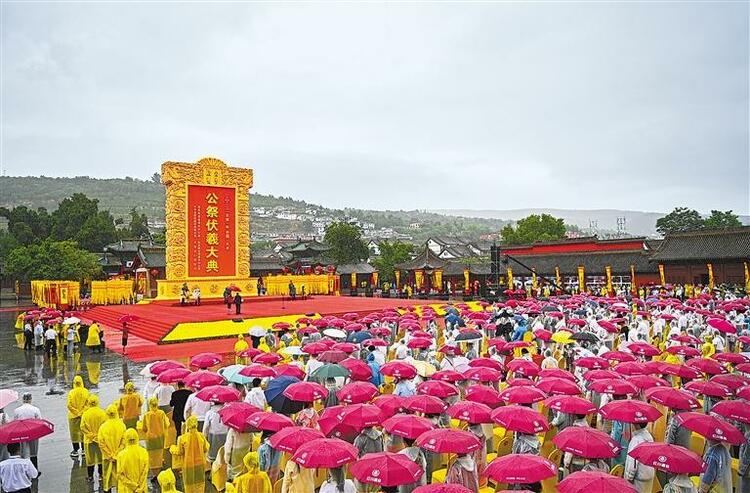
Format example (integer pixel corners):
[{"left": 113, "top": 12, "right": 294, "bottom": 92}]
[
  {"left": 98, "top": 405, "right": 126, "bottom": 493},
  {"left": 233, "top": 451, "right": 272, "bottom": 493},
  {"left": 116, "top": 429, "right": 149, "bottom": 493},
  {"left": 139, "top": 397, "right": 170, "bottom": 478},
  {"left": 176, "top": 415, "right": 210, "bottom": 493},
  {"left": 119, "top": 381, "right": 143, "bottom": 429},
  {"left": 67, "top": 375, "right": 90, "bottom": 457},
  {"left": 80, "top": 395, "right": 107, "bottom": 481},
  {"left": 158, "top": 468, "right": 183, "bottom": 493}
]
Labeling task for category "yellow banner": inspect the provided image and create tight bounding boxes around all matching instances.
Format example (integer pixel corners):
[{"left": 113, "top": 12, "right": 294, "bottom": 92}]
[
  {"left": 506, "top": 267, "right": 513, "bottom": 290},
  {"left": 350, "top": 272, "right": 357, "bottom": 289},
  {"left": 395, "top": 270, "right": 401, "bottom": 289},
  {"left": 415, "top": 270, "right": 424, "bottom": 290},
  {"left": 707, "top": 263, "right": 714, "bottom": 291},
  {"left": 463, "top": 269, "right": 470, "bottom": 293},
  {"left": 658, "top": 264, "right": 665, "bottom": 286},
  {"left": 745, "top": 262, "right": 750, "bottom": 293},
  {"left": 531, "top": 269, "right": 538, "bottom": 290},
  {"left": 577, "top": 265, "right": 585, "bottom": 294},
  {"left": 555, "top": 266, "right": 561, "bottom": 288},
  {"left": 630, "top": 264, "right": 637, "bottom": 294},
  {"left": 372, "top": 271, "right": 378, "bottom": 288},
  {"left": 434, "top": 269, "right": 442, "bottom": 292},
  {"left": 605, "top": 265, "right": 613, "bottom": 295}
]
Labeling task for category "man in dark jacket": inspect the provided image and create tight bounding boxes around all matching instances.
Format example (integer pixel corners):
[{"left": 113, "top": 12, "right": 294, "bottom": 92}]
[{"left": 169, "top": 381, "right": 192, "bottom": 437}]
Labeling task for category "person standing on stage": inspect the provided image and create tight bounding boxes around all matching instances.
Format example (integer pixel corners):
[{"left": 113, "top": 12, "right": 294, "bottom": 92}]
[{"left": 234, "top": 292, "right": 243, "bottom": 315}]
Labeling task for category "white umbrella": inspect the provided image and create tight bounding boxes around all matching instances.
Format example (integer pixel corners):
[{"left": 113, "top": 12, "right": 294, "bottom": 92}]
[
  {"left": 62, "top": 317, "right": 81, "bottom": 325},
  {"left": 248, "top": 326, "right": 267, "bottom": 337},
  {"left": 139, "top": 362, "right": 156, "bottom": 377},
  {"left": 281, "top": 346, "right": 304, "bottom": 356},
  {"left": 323, "top": 328, "right": 346, "bottom": 339}
]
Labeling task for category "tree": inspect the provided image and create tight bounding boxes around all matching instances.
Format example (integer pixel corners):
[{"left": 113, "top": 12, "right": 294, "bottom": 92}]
[
  {"left": 371, "top": 241, "right": 414, "bottom": 283},
  {"left": 51, "top": 193, "right": 100, "bottom": 241},
  {"left": 324, "top": 222, "right": 370, "bottom": 265},
  {"left": 151, "top": 172, "right": 161, "bottom": 184},
  {"left": 127, "top": 207, "right": 150, "bottom": 239},
  {"left": 703, "top": 210, "right": 742, "bottom": 230},
  {"left": 501, "top": 214, "right": 566, "bottom": 245},
  {"left": 655, "top": 207, "right": 704, "bottom": 235},
  {"left": 76, "top": 211, "right": 118, "bottom": 252},
  {"left": 4, "top": 239, "right": 104, "bottom": 281},
  {"left": 0, "top": 205, "right": 52, "bottom": 244}
]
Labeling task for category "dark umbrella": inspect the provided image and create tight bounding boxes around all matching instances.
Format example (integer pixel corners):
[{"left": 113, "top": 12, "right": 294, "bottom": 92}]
[
  {"left": 265, "top": 376, "right": 304, "bottom": 415},
  {"left": 573, "top": 309, "right": 587, "bottom": 316},
  {"left": 571, "top": 332, "right": 599, "bottom": 343},
  {"left": 347, "top": 330, "right": 373, "bottom": 344},
  {"left": 455, "top": 331, "right": 482, "bottom": 342},
  {"left": 541, "top": 306, "right": 558, "bottom": 312}
]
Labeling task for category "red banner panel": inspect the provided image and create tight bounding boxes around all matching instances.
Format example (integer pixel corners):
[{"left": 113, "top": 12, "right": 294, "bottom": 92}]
[{"left": 187, "top": 184, "right": 236, "bottom": 278}]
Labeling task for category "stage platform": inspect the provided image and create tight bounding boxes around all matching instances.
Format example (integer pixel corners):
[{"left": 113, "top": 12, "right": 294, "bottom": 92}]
[{"left": 81, "top": 296, "right": 430, "bottom": 362}]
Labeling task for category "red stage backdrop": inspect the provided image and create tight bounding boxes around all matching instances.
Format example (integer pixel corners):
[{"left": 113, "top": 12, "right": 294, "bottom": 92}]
[{"left": 187, "top": 184, "right": 236, "bottom": 277}]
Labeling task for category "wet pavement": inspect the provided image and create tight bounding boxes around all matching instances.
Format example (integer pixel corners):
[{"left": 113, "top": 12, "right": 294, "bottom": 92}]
[{"left": 0, "top": 308, "right": 222, "bottom": 493}]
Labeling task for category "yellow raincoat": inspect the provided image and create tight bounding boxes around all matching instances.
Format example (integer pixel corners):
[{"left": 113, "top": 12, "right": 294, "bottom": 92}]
[
  {"left": 67, "top": 375, "right": 90, "bottom": 443},
  {"left": 120, "top": 382, "right": 144, "bottom": 429},
  {"left": 98, "top": 405, "right": 126, "bottom": 492},
  {"left": 86, "top": 322, "right": 101, "bottom": 347},
  {"left": 258, "top": 340, "right": 271, "bottom": 353},
  {"left": 15, "top": 313, "right": 24, "bottom": 329},
  {"left": 234, "top": 335, "right": 249, "bottom": 354},
  {"left": 139, "top": 397, "right": 170, "bottom": 470},
  {"left": 87, "top": 360, "right": 101, "bottom": 386},
  {"left": 80, "top": 395, "right": 107, "bottom": 467},
  {"left": 158, "top": 468, "right": 183, "bottom": 493},
  {"left": 116, "top": 429, "right": 149, "bottom": 493},
  {"left": 176, "top": 416, "right": 209, "bottom": 493},
  {"left": 232, "top": 452, "right": 272, "bottom": 493}
]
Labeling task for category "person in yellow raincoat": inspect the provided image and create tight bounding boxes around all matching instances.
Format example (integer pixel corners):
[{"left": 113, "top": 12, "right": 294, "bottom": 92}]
[
  {"left": 234, "top": 335, "right": 249, "bottom": 363},
  {"left": 258, "top": 338, "right": 271, "bottom": 354},
  {"left": 119, "top": 381, "right": 144, "bottom": 429},
  {"left": 139, "top": 396, "right": 171, "bottom": 479},
  {"left": 98, "top": 405, "right": 126, "bottom": 493},
  {"left": 80, "top": 394, "right": 107, "bottom": 482},
  {"left": 15, "top": 313, "right": 24, "bottom": 330},
  {"left": 233, "top": 451, "right": 271, "bottom": 493},
  {"left": 701, "top": 336, "right": 716, "bottom": 358},
  {"left": 158, "top": 468, "right": 183, "bottom": 493},
  {"left": 86, "top": 321, "right": 102, "bottom": 353},
  {"left": 176, "top": 415, "right": 209, "bottom": 493},
  {"left": 67, "top": 375, "right": 90, "bottom": 457},
  {"left": 116, "top": 429, "right": 149, "bottom": 493}
]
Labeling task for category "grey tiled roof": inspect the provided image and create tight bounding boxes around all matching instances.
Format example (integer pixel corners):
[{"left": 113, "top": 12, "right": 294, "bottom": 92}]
[
  {"left": 507, "top": 250, "right": 656, "bottom": 276},
  {"left": 649, "top": 227, "right": 750, "bottom": 262}
]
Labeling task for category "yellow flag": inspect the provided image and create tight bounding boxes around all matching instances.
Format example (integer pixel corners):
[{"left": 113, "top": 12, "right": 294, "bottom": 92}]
[
  {"left": 658, "top": 264, "right": 666, "bottom": 286},
  {"left": 577, "top": 265, "right": 585, "bottom": 294},
  {"left": 434, "top": 269, "right": 442, "bottom": 291},
  {"left": 630, "top": 264, "right": 637, "bottom": 294},
  {"left": 506, "top": 267, "right": 513, "bottom": 290},
  {"left": 532, "top": 269, "right": 538, "bottom": 291},
  {"left": 605, "top": 265, "right": 613, "bottom": 295},
  {"left": 415, "top": 270, "right": 424, "bottom": 290},
  {"left": 395, "top": 270, "right": 401, "bottom": 289},
  {"left": 707, "top": 263, "right": 714, "bottom": 291},
  {"left": 745, "top": 262, "right": 750, "bottom": 293},
  {"left": 555, "top": 266, "right": 561, "bottom": 289}
]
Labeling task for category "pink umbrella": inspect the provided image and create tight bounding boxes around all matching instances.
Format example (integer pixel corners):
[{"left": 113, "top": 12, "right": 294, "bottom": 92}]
[
  {"left": 431, "top": 370, "right": 465, "bottom": 383},
  {"left": 660, "top": 363, "right": 703, "bottom": 380},
  {"left": 613, "top": 362, "right": 648, "bottom": 376},
  {"left": 195, "top": 385, "right": 240, "bottom": 404},
  {"left": 269, "top": 426, "right": 325, "bottom": 453},
  {"left": 665, "top": 345, "right": 701, "bottom": 357},
  {"left": 598, "top": 400, "right": 661, "bottom": 423},
  {"left": 582, "top": 370, "right": 622, "bottom": 381},
  {"left": 683, "top": 380, "right": 732, "bottom": 398},
  {"left": 498, "top": 386, "right": 547, "bottom": 405},
  {"left": 246, "top": 411, "right": 294, "bottom": 432},
  {"left": 407, "top": 338, "right": 433, "bottom": 350},
  {"left": 283, "top": 381, "right": 328, "bottom": 402},
  {"left": 600, "top": 350, "right": 637, "bottom": 363},
  {"left": 544, "top": 395, "right": 597, "bottom": 415},
  {"left": 318, "top": 350, "right": 348, "bottom": 364},
  {"left": 361, "top": 338, "right": 388, "bottom": 347},
  {"left": 628, "top": 374, "right": 670, "bottom": 390},
  {"left": 576, "top": 357, "right": 610, "bottom": 370},
  {"left": 491, "top": 405, "right": 550, "bottom": 434},
  {"left": 463, "top": 367, "right": 503, "bottom": 383},
  {"left": 674, "top": 412, "right": 744, "bottom": 444},
  {"left": 404, "top": 395, "right": 448, "bottom": 415},
  {"left": 508, "top": 378, "right": 535, "bottom": 387},
  {"left": 238, "top": 364, "right": 277, "bottom": 378},
  {"left": 686, "top": 358, "right": 727, "bottom": 375},
  {"left": 588, "top": 378, "right": 638, "bottom": 395},
  {"left": 714, "top": 352, "right": 749, "bottom": 365},
  {"left": 627, "top": 342, "right": 661, "bottom": 357},
  {"left": 372, "top": 395, "right": 405, "bottom": 418},
  {"left": 738, "top": 385, "right": 750, "bottom": 400},
  {"left": 339, "top": 358, "right": 372, "bottom": 381},
  {"left": 416, "top": 381, "right": 458, "bottom": 399},
  {"left": 292, "top": 438, "right": 358, "bottom": 468},
  {"left": 447, "top": 401, "right": 492, "bottom": 424},
  {"left": 383, "top": 414, "right": 435, "bottom": 439},
  {"left": 415, "top": 429, "right": 482, "bottom": 453},
  {"left": 338, "top": 381, "right": 379, "bottom": 404},
  {"left": 189, "top": 352, "right": 222, "bottom": 369},
  {"left": 710, "top": 373, "right": 750, "bottom": 391},
  {"left": 597, "top": 321, "right": 619, "bottom": 333},
  {"left": 351, "top": 452, "right": 424, "bottom": 487},
  {"left": 302, "top": 342, "right": 328, "bottom": 355},
  {"left": 628, "top": 442, "right": 705, "bottom": 474},
  {"left": 711, "top": 400, "right": 750, "bottom": 424},
  {"left": 275, "top": 364, "right": 306, "bottom": 380},
  {"left": 644, "top": 387, "right": 700, "bottom": 410},
  {"left": 335, "top": 404, "right": 383, "bottom": 431},
  {"left": 253, "top": 352, "right": 283, "bottom": 365},
  {"left": 218, "top": 401, "right": 262, "bottom": 423},
  {"left": 534, "top": 329, "right": 553, "bottom": 341},
  {"left": 467, "top": 357, "right": 504, "bottom": 371},
  {"left": 0, "top": 419, "right": 54, "bottom": 444},
  {"left": 238, "top": 347, "right": 262, "bottom": 359},
  {"left": 156, "top": 368, "right": 192, "bottom": 384},
  {"left": 150, "top": 360, "right": 187, "bottom": 375},
  {"left": 506, "top": 359, "right": 540, "bottom": 377},
  {"left": 553, "top": 426, "right": 622, "bottom": 458},
  {"left": 536, "top": 378, "right": 581, "bottom": 396},
  {"left": 319, "top": 406, "right": 360, "bottom": 441},
  {"left": 485, "top": 454, "right": 557, "bottom": 484},
  {"left": 183, "top": 370, "right": 226, "bottom": 390},
  {"left": 380, "top": 361, "right": 418, "bottom": 379},
  {"left": 465, "top": 385, "right": 502, "bottom": 408},
  {"left": 708, "top": 318, "right": 735, "bottom": 334},
  {"left": 332, "top": 342, "right": 358, "bottom": 353},
  {"left": 538, "top": 368, "right": 577, "bottom": 381},
  {"left": 558, "top": 471, "right": 638, "bottom": 493}
]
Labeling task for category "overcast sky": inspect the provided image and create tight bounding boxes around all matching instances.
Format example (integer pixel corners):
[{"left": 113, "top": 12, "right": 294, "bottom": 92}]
[{"left": 2, "top": 2, "right": 748, "bottom": 214}]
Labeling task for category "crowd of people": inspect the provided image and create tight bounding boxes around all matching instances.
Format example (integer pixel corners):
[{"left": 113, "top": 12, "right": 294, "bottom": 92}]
[{"left": 2, "top": 287, "right": 750, "bottom": 493}]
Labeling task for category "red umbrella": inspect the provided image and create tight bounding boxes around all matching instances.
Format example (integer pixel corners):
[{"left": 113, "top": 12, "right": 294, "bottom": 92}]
[
  {"left": 671, "top": 334, "right": 702, "bottom": 345},
  {"left": 708, "top": 318, "right": 735, "bottom": 334},
  {"left": 660, "top": 363, "right": 703, "bottom": 380},
  {"left": 447, "top": 401, "right": 492, "bottom": 424},
  {"left": 665, "top": 345, "right": 701, "bottom": 357},
  {"left": 498, "top": 385, "right": 546, "bottom": 405},
  {"left": 628, "top": 374, "right": 670, "bottom": 390},
  {"left": 558, "top": 471, "right": 638, "bottom": 493},
  {"left": 380, "top": 361, "right": 418, "bottom": 380},
  {"left": 644, "top": 387, "right": 700, "bottom": 410},
  {"left": 536, "top": 378, "right": 581, "bottom": 396},
  {"left": 0, "top": 419, "right": 54, "bottom": 444},
  {"left": 598, "top": 400, "right": 661, "bottom": 423},
  {"left": 221, "top": 407, "right": 262, "bottom": 432},
  {"left": 413, "top": 485, "right": 472, "bottom": 493},
  {"left": 576, "top": 357, "right": 609, "bottom": 370},
  {"left": 292, "top": 438, "right": 358, "bottom": 468},
  {"left": 238, "top": 347, "right": 262, "bottom": 359},
  {"left": 238, "top": 364, "right": 276, "bottom": 378},
  {"left": 383, "top": 414, "right": 435, "bottom": 439},
  {"left": 404, "top": 395, "right": 448, "bottom": 415},
  {"left": 319, "top": 406, "right": 360, "bottom": 441},
  {"left": 711, "top": 400, "right": 750, "bottom": 424},
  {"left": 416, "top": 380, "right": 458, "bottom": 399},
  {"left": 190, "top": 352, "right": 222, "bottom": 369},
  {"left": 372, "top": 395, "right": 405, "bottom": 418},
  {"left": 339, "top": 358, "right": 373, "bottom": 381},
  {"left": 467, "top": 357, "right": 504, "bottom": 371},
  {"left": 156, "top": 368, "right": 192, "bottom": 384},
  {"left": 272, "top": 321, "right": 291, "bottom": 331},
  {"left": 628, "top": 442, "right": 705, "bottom": 474},
  {"left": 269, "top": 426, "right": 324, "bottom": 453},
  {"left": 491, "top": 405, "right": 550, "bottom": 434},
  {"left": 506, "top": 359, "right": 540, "bottom": 377},
  {"left": 714, "top": 352, "right": 748, "bottom": 365},
  {"left": 684, "top": 380, "right": 732, "bottom": 398},
  {"left": 463, "top": 367, "right": 503, "bottom": 383},
  {"left": 465, "top": 385, "right": 502, "bottom": 407},
  {"left": 117, "top": 314, "right": 138, "bottom": 323},
  {"left": 227, "top": 284, "right": 241, "bottom": 291},
  {"left": 407, "top": 338, "right": 432, "bottom": 350},
  {"left": 283, "top": 381, "right": 328, "bottom": 402},
  {"left": 534, "top": 329, "right": 553, "bottom": 341},
  {"left": 351, "top": 452, "right": 424, "bottom": 487},
  {"left": 275, "top": 364, "right": 306, "bottom": 380},
  {"left": 431, "top": 370, "right": 465, "bottom": 383},
  {"left": 195, "top": 385, "right": 240, "bottom": 404},
  {"left": 335, "top": 404, "right": 383, "bottom": 431},
  {"left": 588, "top": 378, "right": 637, "bottom": 396},
  {"left": 317, "top": 350, "right": 348, "bottom": 364},
  {"left": 600, "top": 350, "right": 637, "bottom": 363},
  {"left": 302, "top": 342, "right": 329, "bottom": 355},
  {"left": 627, "top": 342, "right": 661, "bottom": 357},
  {"left": 253, "top": 352, "right": 283, "bottom": 365},
  {"left": 338, "top": 381, "right": 379, "bottom": 404},
  {"left": 485, "top": 454, "right": 557, "bottom": 483},
  {"left": 710, "top": 373, "right": 750, "bottom": 392},
  {"left": 246, "top": 411, "right": 294, "bottom": 432},
  {"left": 218, "top": 402, "right": 262, "bottom": 424},
  {"left": 544, "top": 395, "right": 597, "bottom": 415},
  {"left": 150, "top": 360, "right": 187, "bottom": 375},
  {"left": 361, "top": 338, "right": 388, "bottom": 347},
  {"left": 184, "top": 370, "right": 226, "bottom": 390},
  {"left": 538, "top": 368, "right": 577, "bottom": 381},
  {"left": 553, "top": 426, "right": 622, "bottom": 458},
  {"left": 332, "top": 342, "right": 358, "bottom": 353},
  {"left": 582, "top": 370, "right": 621, "bottom": 382},
  {"left": 414, "top": 429, "right": 482, "bottom": 453},
  {"left": 613, "top": 362, "right": 648, "bottom": 376},
  {"left": 675, "top": 412, "right": 744, "bottom": 444},
  {"left": 597, "top": 321, "right": 619, "bottom": 333},
  {"left": 686, "top": 358, "right": 727, "bottom": 375}
]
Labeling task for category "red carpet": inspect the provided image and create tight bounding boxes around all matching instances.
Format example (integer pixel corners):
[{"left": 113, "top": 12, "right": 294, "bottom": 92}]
[{"left": 83, "top": 296, "right": 425, "bottom": 363}]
